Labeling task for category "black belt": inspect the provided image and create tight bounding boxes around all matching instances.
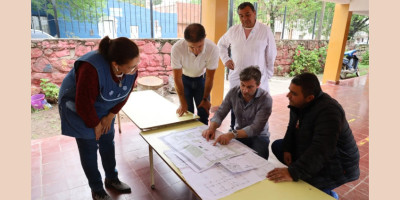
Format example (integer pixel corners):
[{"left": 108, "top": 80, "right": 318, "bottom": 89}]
[{"left": 182, "top": 73, "right": 205, "bottom": 80}]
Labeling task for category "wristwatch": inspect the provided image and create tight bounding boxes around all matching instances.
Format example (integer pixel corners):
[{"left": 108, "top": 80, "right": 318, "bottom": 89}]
[{"left": 231, "top": 129, "right": 238, "bottom": 139}]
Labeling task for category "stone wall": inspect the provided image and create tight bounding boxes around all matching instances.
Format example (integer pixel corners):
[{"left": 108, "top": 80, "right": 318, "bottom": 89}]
[
  {"left": 274, "top": 40, "right": 329, "bottom": 76},
  {"left": 273, "top": 40, "right": 369, "bottom": 76},
  {"left": 31, "top": 39, "right": 178, "bottom": 95},
  {"left": 346, "top": 42, "right": 369, "bottom": 60},
  {"left": 31, "top": 39, "right": 367, "bottom": 95}
]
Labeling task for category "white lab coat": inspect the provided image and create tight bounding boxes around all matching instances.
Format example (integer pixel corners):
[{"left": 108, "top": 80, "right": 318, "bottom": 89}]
[{"left": 218, "top": 21, "right": 277, "bottom": 92}]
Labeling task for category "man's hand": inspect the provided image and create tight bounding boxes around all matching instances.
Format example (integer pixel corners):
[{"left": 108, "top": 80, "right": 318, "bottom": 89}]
[
  {"left": 176, "top": 102, "right": 188, "bottom": 116},
  {"left": 173, "top": 69, "right": 188, "bottom": 117},
  {"left": 213, "top": 133, "right": 234, "bottom": 146},
  {"left": 197, "top": 99, "right": 211, "bottom": 115},
  {"left": 94, "top": 122, "right": 104, "bottom": 140},
  {"left": 266, "top": 168, "right": 293, "bottom": 183},
  {"left": 225, "top": 60, "right": 235, "bottom": 70},
  {"left": 100, "top": 113, "right": 115, "bottom": 134},
  {"left": 284, "top": 152, "right": 292, "bottom": 165},
  {"left": 202, "top": 128, "right": 215, "bottom": 141}
]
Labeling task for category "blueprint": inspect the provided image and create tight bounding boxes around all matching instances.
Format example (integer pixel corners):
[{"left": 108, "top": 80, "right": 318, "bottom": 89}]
[
  {"left": 181, "top": 164, "right": 262, "bottom": 200},
  {"left": 161, "top": 125, "right": 276, "bottom": 200},
  {"left": 164, "top": 150, "right": 274, "bottom": 200},
  {"left": 161, "top": 125, "right": 251, "bottom": 172},
  {"left": 165, "top": 149, "right": 271, "bottom": 200},
  {"left": 220, "top": 151, "right": 271, "bottom": 173}
]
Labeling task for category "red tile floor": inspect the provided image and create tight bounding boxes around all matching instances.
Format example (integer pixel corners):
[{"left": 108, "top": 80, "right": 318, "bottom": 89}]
[{"left": 31, "top": 76, "right": 369, "bottom": 200}]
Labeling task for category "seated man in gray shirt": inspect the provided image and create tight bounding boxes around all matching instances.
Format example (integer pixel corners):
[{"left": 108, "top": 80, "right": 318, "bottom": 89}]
[{"left": 202, "top": 66, "right": 272, "bottom": 159}]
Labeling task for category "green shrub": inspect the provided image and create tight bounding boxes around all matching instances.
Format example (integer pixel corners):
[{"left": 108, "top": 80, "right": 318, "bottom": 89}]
[
  {"left": 289, "top": 45, "right": 326, "bottom": 76},
  {"left": 317, "top": 46, "right": 327, "bottom": 68},
  {"left": 40, "top": 79, "right": 59, "bottom": 104},
  {"left": 276, "top": 65, "right": 283, "bottom": 75},
  {"left": 361, "top": 50, "right": 369, "bottom": 65}
]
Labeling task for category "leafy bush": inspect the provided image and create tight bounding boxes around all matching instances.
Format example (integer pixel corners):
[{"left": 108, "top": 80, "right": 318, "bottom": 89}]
[
  {"left": 276, "top": 65, "right": 283, "bottom": 75},
  {"left": 289, "top": 45, "right": 326, "bottom": 76},
  {"left": 317, "top": 46, "right": 327, "bottom": 67},
  {"left": 40, "top": 79, "right": 59, "bottom": 104},
  {"left": 361, "top": 50, "right": 369, "bottom": 65}
]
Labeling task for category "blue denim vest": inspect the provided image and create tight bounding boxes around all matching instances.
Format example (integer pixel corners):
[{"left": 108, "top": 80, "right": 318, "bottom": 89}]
[{"left": 58, "top": 51, "right": 136, "bottom": 139}]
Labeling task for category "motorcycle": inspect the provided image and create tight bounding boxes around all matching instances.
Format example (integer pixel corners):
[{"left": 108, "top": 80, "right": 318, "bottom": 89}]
[{"left": 340, "top": 50, "right": 360, "bottom": 79}]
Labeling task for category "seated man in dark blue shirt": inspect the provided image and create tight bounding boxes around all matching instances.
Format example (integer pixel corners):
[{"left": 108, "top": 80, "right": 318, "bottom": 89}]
[{"left": 202, "top": 66, "right": 272, "bottom": 159}]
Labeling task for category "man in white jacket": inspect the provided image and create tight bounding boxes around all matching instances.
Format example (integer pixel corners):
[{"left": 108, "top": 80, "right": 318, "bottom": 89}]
[{"left": 218, "top": 2, "right": 277, "bottom": 130}]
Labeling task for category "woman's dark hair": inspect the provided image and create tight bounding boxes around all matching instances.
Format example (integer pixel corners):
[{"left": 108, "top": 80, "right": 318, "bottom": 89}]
[
  {"left": 237, "top": 2, "right": 255, "bottom": 13},
  {"left": 291, "top": 73, "right": 322, "bottom": 97},
  {"left": 184, "top": 23, "right": 206, "bottom": 43},
  {"left": 98, "top": 36, "right": 139, "bottom": 65},
  {"left": 239, "top": 66, "right": 261, "bottom": 85}
]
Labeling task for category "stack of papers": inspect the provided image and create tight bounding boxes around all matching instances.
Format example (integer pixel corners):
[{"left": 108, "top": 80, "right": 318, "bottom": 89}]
[{"left": 161, "top": 125, "right": 275, "bottom": 200}]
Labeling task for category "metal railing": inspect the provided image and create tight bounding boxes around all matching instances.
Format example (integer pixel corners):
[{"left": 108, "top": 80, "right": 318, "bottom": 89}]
[
  {"left": 31, "top": 0, "right": 202, "bottom": 39},
  {"left": 31, "top": 0, "right": 335, "bottom": 40},
  {"left": 228, "top": 0, "right": 335, "bottom": 40}
]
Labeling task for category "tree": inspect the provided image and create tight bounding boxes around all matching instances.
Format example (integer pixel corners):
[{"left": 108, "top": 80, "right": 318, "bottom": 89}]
[
  {"left": 153, "top": 0, "right": 162, "bottom": 6},
  {"left": 229, "top": 0, "right": 288, "bottom": 32},
  {"left": 348, "top": 15, "right": 369, "bottom": 40},
  {"left": 31, "top": 0, "right": 152, "bottom": 24},
  {"left": 309, "top": 1, "right": 335, "bottom": 40},
  {"left": 319, "top": 2, "right": 335, "bottom": 39},
  {"left": 32, "top": 0, "right": 109, "bottom": 23},
  {"left": 258, "top": 0, "right": 288, "bottom": 33},
  {"left": 280, "top": 0, "right": 319, "bottom": 39},
  {"left": 277, "top": 0, "right": 335, "bottom": 40},
  {"left": 316, "top": 1, "right": 325, "bottom": 40},
  {"left": 190, "top": 0, "right": 201, "bottom": 4}
]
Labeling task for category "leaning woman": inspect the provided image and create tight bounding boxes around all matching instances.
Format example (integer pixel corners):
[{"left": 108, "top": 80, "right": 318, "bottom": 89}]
[{"left": 58, "top": 36, "right": 139, "bottom": 200}]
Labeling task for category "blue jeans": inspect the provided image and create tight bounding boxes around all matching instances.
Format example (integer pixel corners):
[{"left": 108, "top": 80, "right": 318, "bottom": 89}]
[
  {"left": 322, "top": 189, "right": 339, "bottom": 199},
  {"left": 237, "top": 135, "right": 270, "bottom": 159},
  {"left": 272, "top": 139, "right": 338, "bottom": 199},
  {"left": 271, "top": 139, "right": 286, "bottom": 164},
  {"left": 76, "top": 132, "right": 118, "bottom": 192},
  {"left": 182, "top": 74, "right": 209, "bottom": 125}
]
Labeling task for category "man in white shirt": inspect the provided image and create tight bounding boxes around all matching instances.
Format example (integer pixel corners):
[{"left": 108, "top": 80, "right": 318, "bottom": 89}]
[
  {"left": 171, "top": 23, "right": 219, "bottom": 125},
  {"left": 218, "top": 2, "right": 277, "bottom": 129}
]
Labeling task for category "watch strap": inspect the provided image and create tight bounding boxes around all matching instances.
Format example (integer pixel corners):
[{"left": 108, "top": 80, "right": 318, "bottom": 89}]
[{"left": 232, "top": 129, "right": 238, "bottom": 138}]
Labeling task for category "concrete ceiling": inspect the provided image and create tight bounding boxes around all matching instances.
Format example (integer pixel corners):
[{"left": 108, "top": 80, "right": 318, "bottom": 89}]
[{"left": 321, "top": 0, "right": 369, "bottom": 16}]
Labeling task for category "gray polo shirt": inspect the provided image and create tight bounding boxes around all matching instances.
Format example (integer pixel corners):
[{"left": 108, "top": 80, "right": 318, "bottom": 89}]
[{"left": 211, "top": 86, "right": 272, "bottom": 137}]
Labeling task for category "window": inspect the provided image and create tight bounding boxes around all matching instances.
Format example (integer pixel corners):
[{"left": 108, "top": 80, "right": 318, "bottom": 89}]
[
  {"left": 130, "top": 26, "right": 139, "bottom": 39},
  {"left": 98, "top": 16, "right": 118, "bottom": 38},
  {"left": 154, "top": 20, "right": 162, "bottom": 38},
  {"left": 31, "top": 16, "right": 50, "bottom": 33},
  {"left": 110, "top": 8, "right": 123, "bottom": 17}
]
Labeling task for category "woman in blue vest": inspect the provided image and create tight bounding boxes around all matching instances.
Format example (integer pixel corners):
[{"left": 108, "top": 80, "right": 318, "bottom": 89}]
[{"left": 59, "top": 36, "right": 139, "bottom": 200}]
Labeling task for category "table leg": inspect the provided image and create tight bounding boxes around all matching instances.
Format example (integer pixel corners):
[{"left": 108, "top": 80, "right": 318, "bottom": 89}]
[{"left": 149, "top": 145, "right": 155, "bottom": 189}]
